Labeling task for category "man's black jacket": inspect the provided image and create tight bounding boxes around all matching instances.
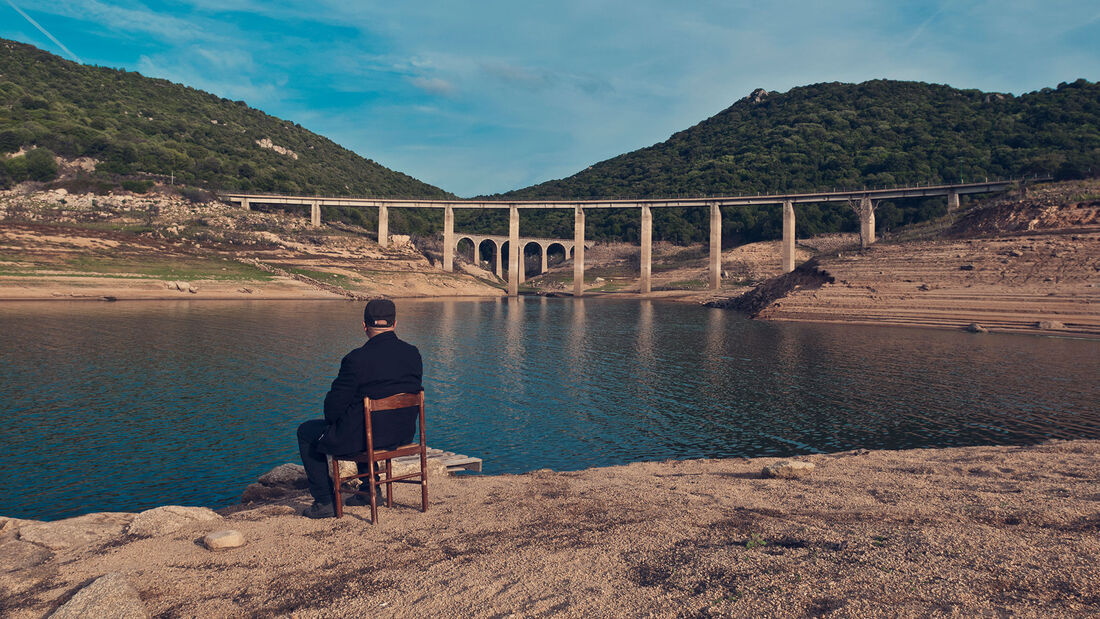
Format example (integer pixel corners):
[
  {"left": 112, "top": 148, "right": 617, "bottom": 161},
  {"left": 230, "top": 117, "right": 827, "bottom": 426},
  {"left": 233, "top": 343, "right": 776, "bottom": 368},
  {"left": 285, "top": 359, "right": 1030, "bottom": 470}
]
[{"left": 317, "top": 331, "right": 423, "bottom": 456}]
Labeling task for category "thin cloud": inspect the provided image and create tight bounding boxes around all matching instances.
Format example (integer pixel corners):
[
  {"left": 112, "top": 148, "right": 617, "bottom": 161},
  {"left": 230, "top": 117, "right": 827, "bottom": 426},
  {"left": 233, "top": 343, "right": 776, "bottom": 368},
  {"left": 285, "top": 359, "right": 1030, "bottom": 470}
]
[
  {"left": 409, "top": 76, "right": 458, "bottom": 97},
  {"left": 903, "top": 6, "right": 946, "bottom": 48},
  {"left": 4, "top": 0, "right": 82, "bottom": 62}
]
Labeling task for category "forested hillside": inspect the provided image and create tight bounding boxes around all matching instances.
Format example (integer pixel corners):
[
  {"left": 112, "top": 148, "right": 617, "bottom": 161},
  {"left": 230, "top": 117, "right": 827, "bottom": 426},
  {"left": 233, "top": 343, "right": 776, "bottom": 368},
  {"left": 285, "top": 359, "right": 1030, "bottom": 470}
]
[
  {"left": 2, "top": 37, "right": 1096, "bottom": 247},
  {"left": 488, "top": 79, "right": 1099, "bottom": 245},
  {"left": 0, "top": 39, "right": 448, "bottom": 199}
]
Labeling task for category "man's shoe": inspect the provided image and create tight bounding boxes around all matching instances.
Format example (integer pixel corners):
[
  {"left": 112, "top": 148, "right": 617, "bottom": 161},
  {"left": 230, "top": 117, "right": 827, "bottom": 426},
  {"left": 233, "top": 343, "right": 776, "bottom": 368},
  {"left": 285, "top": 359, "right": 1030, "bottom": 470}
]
[
  {"left": 301, "top": 501, "right": 335, "bottom": 519},
  {"left": 345, "top": 487, "right": 385, "bottom": 507}
]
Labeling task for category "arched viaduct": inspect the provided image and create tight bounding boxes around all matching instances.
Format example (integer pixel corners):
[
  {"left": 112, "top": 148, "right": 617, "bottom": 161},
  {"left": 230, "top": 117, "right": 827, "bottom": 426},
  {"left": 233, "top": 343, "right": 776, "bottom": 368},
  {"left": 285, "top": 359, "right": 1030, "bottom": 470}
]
[
  {"left": 452, "top": 233, "right": 588, "bottom": 282},
  {"left": 226, "top": 179, "right": 1020, "bottom": 297}
]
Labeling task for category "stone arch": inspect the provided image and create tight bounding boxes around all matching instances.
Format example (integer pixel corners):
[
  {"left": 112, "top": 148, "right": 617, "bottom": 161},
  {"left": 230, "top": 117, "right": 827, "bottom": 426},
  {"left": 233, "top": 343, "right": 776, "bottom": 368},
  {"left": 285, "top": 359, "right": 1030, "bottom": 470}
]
[
  {"left": 522, "top": 240, "right": 543, "bottom": 279},
  {"left": 478, "top": 239, "right": 501, "bottom": 278},
  {"left": 546, "top": 242, "right": 568, "bottom": 268},
  {"left": 455, "top": 236, "right": 476, "bottom": 264}
]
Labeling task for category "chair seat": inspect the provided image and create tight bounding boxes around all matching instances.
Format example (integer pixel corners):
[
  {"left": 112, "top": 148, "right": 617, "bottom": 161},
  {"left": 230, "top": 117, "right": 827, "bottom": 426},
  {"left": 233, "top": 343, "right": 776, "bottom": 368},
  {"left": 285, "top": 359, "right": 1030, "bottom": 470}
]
[{"left": 343, "top": 443, "right": 422, "bottom": 463}]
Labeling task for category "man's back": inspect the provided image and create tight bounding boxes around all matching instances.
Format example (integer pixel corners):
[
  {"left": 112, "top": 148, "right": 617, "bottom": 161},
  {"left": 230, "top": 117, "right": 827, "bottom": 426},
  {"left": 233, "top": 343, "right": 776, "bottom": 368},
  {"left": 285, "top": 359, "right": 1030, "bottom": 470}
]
[{"left": 318, "top": 331, "right": 422, "bottom": 455}]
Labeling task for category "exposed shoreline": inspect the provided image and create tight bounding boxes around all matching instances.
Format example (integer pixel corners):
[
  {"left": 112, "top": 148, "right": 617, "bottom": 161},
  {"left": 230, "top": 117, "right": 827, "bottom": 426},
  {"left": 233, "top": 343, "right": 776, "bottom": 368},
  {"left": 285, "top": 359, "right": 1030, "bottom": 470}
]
[{"left": 3, "top": 440, "right": 1098, "bottom": 617}]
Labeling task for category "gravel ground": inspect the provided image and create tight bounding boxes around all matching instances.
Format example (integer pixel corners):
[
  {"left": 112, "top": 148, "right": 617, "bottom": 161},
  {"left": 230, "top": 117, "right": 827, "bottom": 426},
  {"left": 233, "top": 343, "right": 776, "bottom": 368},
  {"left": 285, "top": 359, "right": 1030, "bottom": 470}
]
[{"left": 3, "top": 440, "right": 1098, "bottom": 617}]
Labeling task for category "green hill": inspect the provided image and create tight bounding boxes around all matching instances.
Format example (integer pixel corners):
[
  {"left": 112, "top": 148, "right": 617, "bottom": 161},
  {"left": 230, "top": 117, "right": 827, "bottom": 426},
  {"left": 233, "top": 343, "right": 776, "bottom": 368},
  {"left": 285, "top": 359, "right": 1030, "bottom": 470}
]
[
  {"left": 491, "top": 79, "right": 1099, "bottom": 245},
  {"left": 0, "top": 38, "right": 449, "bottom": 200}
]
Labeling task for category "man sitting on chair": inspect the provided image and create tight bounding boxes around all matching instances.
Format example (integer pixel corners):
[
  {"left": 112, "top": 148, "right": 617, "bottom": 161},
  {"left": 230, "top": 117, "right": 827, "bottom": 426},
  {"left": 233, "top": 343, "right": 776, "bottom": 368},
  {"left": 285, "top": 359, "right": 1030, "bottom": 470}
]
[{"left": 297, "top": 299, "right": 423, "bottom": 519}]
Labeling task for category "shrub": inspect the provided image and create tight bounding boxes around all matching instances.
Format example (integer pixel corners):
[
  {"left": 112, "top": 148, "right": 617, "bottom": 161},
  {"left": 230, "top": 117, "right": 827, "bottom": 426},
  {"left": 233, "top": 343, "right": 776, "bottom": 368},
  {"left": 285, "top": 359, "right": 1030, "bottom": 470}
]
[
  {"left": 4, "top": 155, "right": 28, "bottom": 182},
  {"left": 25, "top": 148, "right": 59, "bottom": 182},
  {"left": 179, "top": 186, "right": 214, "bottom": 203},
  {"left": 120, "top": 179, "right": 154, "bottom": 193},
  {"left": 0, "top": 129, "right": 28, "bottom": 154}
]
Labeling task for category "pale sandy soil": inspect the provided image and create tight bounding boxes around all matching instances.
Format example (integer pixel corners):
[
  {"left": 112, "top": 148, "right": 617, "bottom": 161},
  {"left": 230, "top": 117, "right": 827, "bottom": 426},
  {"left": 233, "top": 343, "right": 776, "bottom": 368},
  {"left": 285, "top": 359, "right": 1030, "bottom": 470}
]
[
  {"left": 756, "top": 231, "right": 1100, "bottom": 336},
  {"left": 2, "top": 441, "right": 1098, "bottom": 617}
]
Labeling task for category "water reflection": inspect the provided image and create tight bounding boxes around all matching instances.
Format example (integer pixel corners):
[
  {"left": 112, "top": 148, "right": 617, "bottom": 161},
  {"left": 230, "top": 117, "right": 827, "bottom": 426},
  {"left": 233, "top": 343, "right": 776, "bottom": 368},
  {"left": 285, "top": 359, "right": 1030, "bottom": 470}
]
[{"left": 0, "top": 298, "right": 1097, "bottom": 521}]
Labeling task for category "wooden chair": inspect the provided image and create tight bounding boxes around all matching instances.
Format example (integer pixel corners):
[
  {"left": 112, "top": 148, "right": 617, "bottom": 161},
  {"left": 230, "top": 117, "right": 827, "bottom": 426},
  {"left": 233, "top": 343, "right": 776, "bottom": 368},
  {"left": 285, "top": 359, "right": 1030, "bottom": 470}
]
[{"left": 331, "top": 391, "right": 427, "bottom": 522}]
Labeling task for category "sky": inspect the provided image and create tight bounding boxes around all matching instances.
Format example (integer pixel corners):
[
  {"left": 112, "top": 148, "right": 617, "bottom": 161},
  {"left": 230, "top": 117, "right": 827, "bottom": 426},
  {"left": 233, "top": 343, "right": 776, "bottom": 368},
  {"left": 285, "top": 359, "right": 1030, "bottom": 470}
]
[{"left": 2, "top": 1, "right": 1098, "bottom": 197}]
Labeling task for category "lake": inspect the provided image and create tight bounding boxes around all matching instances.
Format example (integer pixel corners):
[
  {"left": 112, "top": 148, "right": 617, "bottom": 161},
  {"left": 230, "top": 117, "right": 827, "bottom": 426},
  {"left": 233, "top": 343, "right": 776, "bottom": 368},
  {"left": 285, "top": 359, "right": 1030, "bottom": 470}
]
[{"left": 1, "top": 298, "right": 1097, "bottom": 521}]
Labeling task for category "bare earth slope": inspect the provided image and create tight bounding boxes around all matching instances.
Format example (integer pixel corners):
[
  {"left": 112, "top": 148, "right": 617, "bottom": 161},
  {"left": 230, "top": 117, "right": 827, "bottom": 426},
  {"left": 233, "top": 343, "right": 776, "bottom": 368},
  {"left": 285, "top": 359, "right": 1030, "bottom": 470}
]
[
  {"left": 758, "top": 231, "right": 1100, "bottom": 336},
  {"left": 718, "top": 181, "right": 1100, "bottom": 337},
  {"left": 2, "top": 441, "right": 1098, "bottom": 617},
  {"left": 0, "top": 187, "right": 504, "bottom": 300}
]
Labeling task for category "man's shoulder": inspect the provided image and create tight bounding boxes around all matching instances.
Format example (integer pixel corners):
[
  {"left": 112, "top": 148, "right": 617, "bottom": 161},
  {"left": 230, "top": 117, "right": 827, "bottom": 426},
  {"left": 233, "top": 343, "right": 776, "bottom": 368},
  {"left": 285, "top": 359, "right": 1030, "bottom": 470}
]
[{"left": 342, "top": 342, "right": 371, "bottom": 362}]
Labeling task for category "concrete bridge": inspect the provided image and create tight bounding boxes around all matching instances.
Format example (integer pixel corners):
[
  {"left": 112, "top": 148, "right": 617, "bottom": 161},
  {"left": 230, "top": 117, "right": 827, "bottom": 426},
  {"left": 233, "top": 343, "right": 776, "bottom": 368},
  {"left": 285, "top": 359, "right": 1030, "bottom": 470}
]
[
  {"left": 226, "top": 179, "right": 1020, "bottom": 297},
  {"left": 453, "top": 233, "right": 587, "bottom": 282}
]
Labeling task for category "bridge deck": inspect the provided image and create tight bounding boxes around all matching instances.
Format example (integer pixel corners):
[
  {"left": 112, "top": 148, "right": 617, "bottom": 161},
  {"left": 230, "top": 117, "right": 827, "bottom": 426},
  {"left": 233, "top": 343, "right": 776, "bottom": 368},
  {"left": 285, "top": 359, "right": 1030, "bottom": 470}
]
[{"left": 225, "top": 179, "right": 1023, "bottom": 209}]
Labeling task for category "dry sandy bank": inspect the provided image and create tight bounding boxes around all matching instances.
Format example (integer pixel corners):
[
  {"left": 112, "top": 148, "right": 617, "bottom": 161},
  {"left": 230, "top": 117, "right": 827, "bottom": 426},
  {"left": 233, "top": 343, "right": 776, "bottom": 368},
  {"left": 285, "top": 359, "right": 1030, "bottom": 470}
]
[{"left": 3, "top": 440, "right": 1099, "bottom": 617}]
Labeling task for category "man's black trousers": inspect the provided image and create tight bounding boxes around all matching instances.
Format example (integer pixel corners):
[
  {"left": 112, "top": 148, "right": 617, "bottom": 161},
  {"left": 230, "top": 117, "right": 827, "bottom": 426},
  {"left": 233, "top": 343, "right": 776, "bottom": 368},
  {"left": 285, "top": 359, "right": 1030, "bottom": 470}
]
[{"left": 297, "top": 414, "right": 417, "bottom": 504}]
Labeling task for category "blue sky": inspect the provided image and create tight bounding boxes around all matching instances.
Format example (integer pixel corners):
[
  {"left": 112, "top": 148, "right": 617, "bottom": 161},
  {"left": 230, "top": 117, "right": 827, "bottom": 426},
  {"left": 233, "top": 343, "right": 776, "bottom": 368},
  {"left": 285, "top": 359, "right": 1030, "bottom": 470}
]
[{"left": 3, "top": 1, "right": 1098, "bottom": 196}]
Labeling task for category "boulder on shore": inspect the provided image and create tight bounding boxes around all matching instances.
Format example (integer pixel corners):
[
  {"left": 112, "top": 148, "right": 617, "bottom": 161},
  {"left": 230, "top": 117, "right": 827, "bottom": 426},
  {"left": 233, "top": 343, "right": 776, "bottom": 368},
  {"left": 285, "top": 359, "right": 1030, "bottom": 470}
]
[
  {"left": 762, "top": 460, "right": 816, "bottom": 479},
  {"left": 128, "top": 506, "right": 221, "bottom": 538},
  {"left": 203, "top": 530, "right": 245, "bottom": 550},
  {"left": 257, "top": 463, "right": 308, "bottom": 488},
  {"left": 48, "top": 573, "right": 147, "bottom": 619}
]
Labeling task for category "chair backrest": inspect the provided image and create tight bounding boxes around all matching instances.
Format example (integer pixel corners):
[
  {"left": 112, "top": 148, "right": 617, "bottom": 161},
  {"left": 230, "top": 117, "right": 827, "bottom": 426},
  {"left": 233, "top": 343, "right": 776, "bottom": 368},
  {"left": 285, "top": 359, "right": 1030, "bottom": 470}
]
[
  {"left": 366, "top": 392, "right": 423, "bottom": 413},
  {"left": 363, "top": 392, "right": 426, "bottom": 452}
]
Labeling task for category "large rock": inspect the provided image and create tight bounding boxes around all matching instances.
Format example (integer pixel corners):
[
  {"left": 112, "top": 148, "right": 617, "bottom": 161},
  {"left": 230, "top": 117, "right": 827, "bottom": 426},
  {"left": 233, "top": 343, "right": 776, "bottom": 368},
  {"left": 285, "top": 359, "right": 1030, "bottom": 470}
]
[
  {"left": 762, "top": 460, "right": 816, "bottom": 479},
  {"left": 240, "top": 483, "right": 295, "bottom": 504},
  {"left": 48, "top": 573, "right": 147, "bottom": 619},
  {"left": 257, "top": 463, "right": 308, "bottom": 488},
  {"left": 0, "top": 516, "right": 39, "bottom": 539},
  {"left": 18, "top": 513, "right": 133, "bottom": 550},
  {"left": 202, "top": 530, "right": 244, "bottom": 550},
  {"left": 127, "top": 506, "right": 221, "bottom": 538},
  {"left": 0, "top": 539, "right": 53, "bottom": 572},
  {"left": 391, "top": 458, "right": 449, "bottom": 479}
]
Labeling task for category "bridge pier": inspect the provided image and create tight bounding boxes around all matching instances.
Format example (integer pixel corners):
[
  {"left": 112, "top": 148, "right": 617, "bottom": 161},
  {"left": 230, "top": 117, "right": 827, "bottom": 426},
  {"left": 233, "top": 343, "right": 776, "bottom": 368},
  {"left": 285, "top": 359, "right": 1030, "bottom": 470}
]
[
  {"left": 494, "top": 242, "right": 503, "bottom": 278},
  {"left": 508, "top": 206, "right": 519, "bottom": 296},
  {"left": 782, "top": 199, "right": 795, "bottom": 273},
  {"left": 443, "top": 206, "right": 454, "bottom": 272},
  {"left": 574, "top": 206, "right": 585, "bottom": 297},
  {"left": 640, "top": 205, "right": 652, "bottom": 294},
  {"left": 947, "top": 189, "right": 960, "bottom": 212},
  {"left": 241, "top": 198, "right": 250, "bottom": 211},
  {"left": 540, "top": 245, "right": 548, "bottom": 274},
  {"left": 378, "top": 205, "right": 389, "bottom": 247},
  {"left": 860, "top": 196, "right": 876, "bottom": 248},
  {"left": 310, "top": 200, "right": 321, "bottom": 227},
  {"left": 709, "top": 203, "right": 721, "bottom": 290}
]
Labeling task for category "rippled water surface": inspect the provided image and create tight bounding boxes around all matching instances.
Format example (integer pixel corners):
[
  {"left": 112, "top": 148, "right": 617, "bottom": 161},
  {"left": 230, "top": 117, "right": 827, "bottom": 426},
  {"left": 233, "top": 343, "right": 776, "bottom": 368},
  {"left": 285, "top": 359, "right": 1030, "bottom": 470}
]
[{"left": 1, "top": 298, "right": 1097, "bottom": 520}]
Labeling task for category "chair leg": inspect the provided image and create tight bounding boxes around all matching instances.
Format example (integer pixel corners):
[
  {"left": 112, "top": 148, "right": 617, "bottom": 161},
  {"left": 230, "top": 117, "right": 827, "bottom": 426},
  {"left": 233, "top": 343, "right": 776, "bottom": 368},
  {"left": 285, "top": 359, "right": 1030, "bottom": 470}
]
[
  {"left": 331, "top": 458, "right": 343, "bottom": 519},
  {"left": 420, "top": 450, "right": 428, "bottom": 513},
  {"left": 368, "top": 459, "right": 378, "bottom": 524},
  {"left": 385, "top": 459, "right": 393, "bottom": 508}
]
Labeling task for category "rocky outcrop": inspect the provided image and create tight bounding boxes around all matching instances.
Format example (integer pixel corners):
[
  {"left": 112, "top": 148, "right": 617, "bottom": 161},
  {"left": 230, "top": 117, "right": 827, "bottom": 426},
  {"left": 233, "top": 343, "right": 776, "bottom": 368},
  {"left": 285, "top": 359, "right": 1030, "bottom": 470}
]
[
  {"left": 257, "top": 463, "right": 308, "bottom": 487},
  {"left": 18, "top": 512, "right": 133, "bottom": 550},
  {"left": 0, "top": 538, "right": 52, "bottom": 571},
  {"left": 706, "top": 258, "right": 834, "bottom": 316},
  {"left": 241, "top": 463, "right": 309, "bottom": 504},
  {"left": 48, "top": 573, "right": 147, "bottom": 619},
  {"left": 127, "top": 506, "right": 221, "bottom": 537}
]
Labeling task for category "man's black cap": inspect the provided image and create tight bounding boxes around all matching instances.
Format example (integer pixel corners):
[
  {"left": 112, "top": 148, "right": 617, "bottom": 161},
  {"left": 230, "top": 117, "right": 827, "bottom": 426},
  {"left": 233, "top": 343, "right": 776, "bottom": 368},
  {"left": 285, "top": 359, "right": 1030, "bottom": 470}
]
[{"left": 364, "top": 299, "right": 396, "bottom": 328}]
